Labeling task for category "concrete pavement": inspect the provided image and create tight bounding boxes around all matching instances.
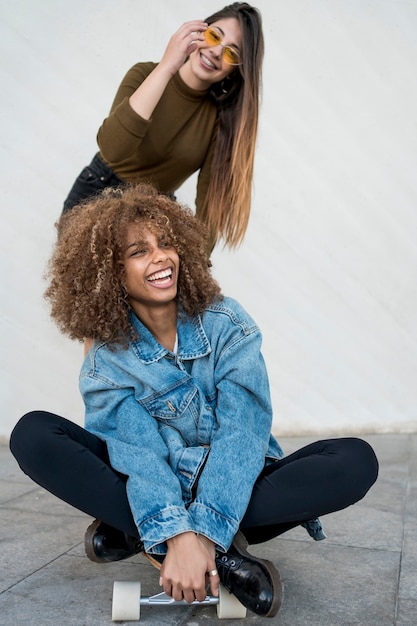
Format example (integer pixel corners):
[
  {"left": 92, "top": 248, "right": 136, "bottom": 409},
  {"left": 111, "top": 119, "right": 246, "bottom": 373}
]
[{"left": 1, "top": 433, "right": 416, "bottom": 625}]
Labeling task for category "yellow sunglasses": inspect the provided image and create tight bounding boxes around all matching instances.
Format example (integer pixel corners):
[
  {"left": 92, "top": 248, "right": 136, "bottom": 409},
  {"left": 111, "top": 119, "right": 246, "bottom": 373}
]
[{"left": 203, "top": 27, "right": 241, "bottom": 65}]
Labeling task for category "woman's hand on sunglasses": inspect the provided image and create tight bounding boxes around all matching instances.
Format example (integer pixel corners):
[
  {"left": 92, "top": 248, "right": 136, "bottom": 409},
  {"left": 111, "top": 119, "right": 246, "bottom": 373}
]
[{"left": 160, "top": 20, "right": 208, "bottom": 77}]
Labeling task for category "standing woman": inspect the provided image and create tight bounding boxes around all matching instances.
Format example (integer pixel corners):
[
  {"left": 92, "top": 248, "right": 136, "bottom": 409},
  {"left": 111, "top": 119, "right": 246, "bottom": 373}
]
[{"left": 63, "top": 2, "right": 264, "bottom": 250}]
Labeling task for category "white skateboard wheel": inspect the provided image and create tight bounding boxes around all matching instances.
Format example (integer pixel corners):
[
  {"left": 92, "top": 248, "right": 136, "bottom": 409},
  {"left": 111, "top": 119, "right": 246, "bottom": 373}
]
[
  {"left": 112, "top": 581, "right": 141, "bottom": 621},
  {"left": 217, "top": 584, "right": 247, "bottom": 619}
]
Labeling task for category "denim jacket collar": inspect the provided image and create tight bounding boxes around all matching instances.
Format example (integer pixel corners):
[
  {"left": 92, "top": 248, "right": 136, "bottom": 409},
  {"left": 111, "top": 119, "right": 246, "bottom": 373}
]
[{"left": 129, "top": 310, "right": 211, "bottom": 363}]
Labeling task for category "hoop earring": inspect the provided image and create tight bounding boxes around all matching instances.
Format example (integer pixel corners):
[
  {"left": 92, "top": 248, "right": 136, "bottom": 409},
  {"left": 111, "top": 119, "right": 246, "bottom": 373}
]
[{"left": 220, "top": 76, "right": 234, "bottom": 94}]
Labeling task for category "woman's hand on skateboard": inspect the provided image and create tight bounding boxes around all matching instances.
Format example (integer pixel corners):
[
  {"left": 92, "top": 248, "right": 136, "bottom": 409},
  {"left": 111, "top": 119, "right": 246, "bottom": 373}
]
[{"left": 160, "top": 531, "right": 219, "bottom": 602}]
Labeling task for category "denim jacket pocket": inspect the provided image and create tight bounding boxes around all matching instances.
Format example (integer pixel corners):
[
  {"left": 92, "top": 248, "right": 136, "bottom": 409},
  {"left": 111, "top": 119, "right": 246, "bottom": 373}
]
[
  {"left": 158, "top": 424, "right": 210, "bottom": 506},
  {"left": 142, "top": 385, "right": 197, "bottom": 422},
  {"left": 176, "top": 445, "right": 210, "bottom": 506}
]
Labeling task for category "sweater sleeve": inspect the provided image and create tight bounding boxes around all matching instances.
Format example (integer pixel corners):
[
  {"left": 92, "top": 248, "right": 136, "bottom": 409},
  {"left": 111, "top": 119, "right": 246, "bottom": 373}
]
[{"left": 97, "top": 63, "right": 156, "bottom": 163}]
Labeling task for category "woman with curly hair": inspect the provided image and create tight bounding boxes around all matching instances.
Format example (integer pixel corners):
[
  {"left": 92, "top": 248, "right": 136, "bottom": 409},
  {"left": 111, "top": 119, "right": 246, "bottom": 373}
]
[
  {"left": 10, "top": 185, "right": 378, "bottom": 618},
  {"left": 50, "top": 185, "right": 220, "bottom": 348},
  {"left": 63, "top": 2, "right": 264, "bottom": 251}
]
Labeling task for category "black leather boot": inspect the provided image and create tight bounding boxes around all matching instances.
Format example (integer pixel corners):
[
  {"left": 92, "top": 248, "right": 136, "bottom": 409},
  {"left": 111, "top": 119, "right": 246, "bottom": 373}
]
[
  {"left": 215, "top": 530, "right": 283, "bottom": 617},
  {"left": 84, "top": 519, "right": 143, "bottom": 563}
]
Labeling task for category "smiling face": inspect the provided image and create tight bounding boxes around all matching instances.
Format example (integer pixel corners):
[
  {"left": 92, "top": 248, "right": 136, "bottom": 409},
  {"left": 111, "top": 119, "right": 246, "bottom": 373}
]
[
  {"left": 185, "top": 17, "right": 242, "bottom": 90},
  {"left": 122, "top": 223, "right": 180, "bottom": 318}
]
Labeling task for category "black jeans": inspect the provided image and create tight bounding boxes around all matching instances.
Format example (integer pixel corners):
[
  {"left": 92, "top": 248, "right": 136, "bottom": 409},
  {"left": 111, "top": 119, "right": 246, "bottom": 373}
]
[
  {"left": 62, "top": 153, "right": 124, "bottom": 214},
  {"left": 9, "top": 411, "right": 378, "bottom": 545}
]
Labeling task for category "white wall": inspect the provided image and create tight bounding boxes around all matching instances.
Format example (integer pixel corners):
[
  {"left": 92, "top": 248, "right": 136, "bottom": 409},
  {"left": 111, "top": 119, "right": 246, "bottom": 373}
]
[{"left": 1, "top": 0, "right": 416, "bottom": 441}]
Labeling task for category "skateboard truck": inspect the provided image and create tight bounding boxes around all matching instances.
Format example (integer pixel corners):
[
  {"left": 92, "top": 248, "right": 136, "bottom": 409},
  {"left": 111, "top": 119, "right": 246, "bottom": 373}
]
[{"left": 112, "top": 580, "right": 247, "bottom": 621}]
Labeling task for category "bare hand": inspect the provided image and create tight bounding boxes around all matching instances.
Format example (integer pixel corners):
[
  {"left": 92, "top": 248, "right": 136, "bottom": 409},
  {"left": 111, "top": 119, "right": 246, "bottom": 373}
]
[
  {"left": 159, "top": 532, "right": 219, "bottom": 603},
  {"left": 159, "top": 20, "right": 208, "bottom": 76}
]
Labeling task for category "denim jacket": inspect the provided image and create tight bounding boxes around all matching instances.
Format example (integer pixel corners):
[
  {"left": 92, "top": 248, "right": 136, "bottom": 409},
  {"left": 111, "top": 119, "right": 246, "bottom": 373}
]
[{"left": 81, "top": 297, "right": 324, "bottom": 554}]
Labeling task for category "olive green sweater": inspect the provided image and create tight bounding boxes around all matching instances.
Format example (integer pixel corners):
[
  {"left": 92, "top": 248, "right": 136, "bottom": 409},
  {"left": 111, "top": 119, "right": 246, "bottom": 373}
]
[{"left": 97, "top": 62, "right": 218, "bottom": 216}]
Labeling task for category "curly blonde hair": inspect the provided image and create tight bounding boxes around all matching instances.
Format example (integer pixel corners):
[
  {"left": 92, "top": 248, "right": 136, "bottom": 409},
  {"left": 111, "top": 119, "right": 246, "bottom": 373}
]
[{"left": 45, "top": 184, "right": 223, "bottom": 347}]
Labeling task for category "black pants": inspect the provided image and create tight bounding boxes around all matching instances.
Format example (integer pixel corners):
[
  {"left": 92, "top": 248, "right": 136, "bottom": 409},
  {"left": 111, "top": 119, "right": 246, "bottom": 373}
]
[
  {"left": 9, "top": 411, "right": 378, "bottom": 545},
  {"left": 62, "top": 153, "right": 124, "bottom": 214}
]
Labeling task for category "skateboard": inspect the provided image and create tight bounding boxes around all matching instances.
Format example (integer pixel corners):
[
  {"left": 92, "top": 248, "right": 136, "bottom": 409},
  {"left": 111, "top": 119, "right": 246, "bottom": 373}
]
[
  {"left": 111, "top": 580, "right": 247, "bottom": 621},
  {"left": 111, "top": 549, "right": 247, "bottom": 621}
]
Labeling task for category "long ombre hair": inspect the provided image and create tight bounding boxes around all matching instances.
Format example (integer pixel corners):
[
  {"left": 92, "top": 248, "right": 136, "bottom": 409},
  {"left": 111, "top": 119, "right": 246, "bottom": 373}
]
[{"left": 199, "top": 2, "right": 264, "bottom": 248}]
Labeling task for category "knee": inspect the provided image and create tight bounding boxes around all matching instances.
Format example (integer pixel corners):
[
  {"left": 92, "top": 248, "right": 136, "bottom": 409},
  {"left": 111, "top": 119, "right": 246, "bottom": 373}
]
[
  {"left": 10, "top": 411, "right": 56, "bottom": 466},
  {"left": 344, "top": 437, "right": 379, "bottom": 490},
  {"left": 10, "top": 412, "right": 36, "bottom": 456}
]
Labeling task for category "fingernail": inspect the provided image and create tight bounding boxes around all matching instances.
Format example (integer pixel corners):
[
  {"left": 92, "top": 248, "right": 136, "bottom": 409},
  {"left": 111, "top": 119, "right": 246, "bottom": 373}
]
[{"left": 159, "top": 576, "right": 163, "bottom": 586}]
